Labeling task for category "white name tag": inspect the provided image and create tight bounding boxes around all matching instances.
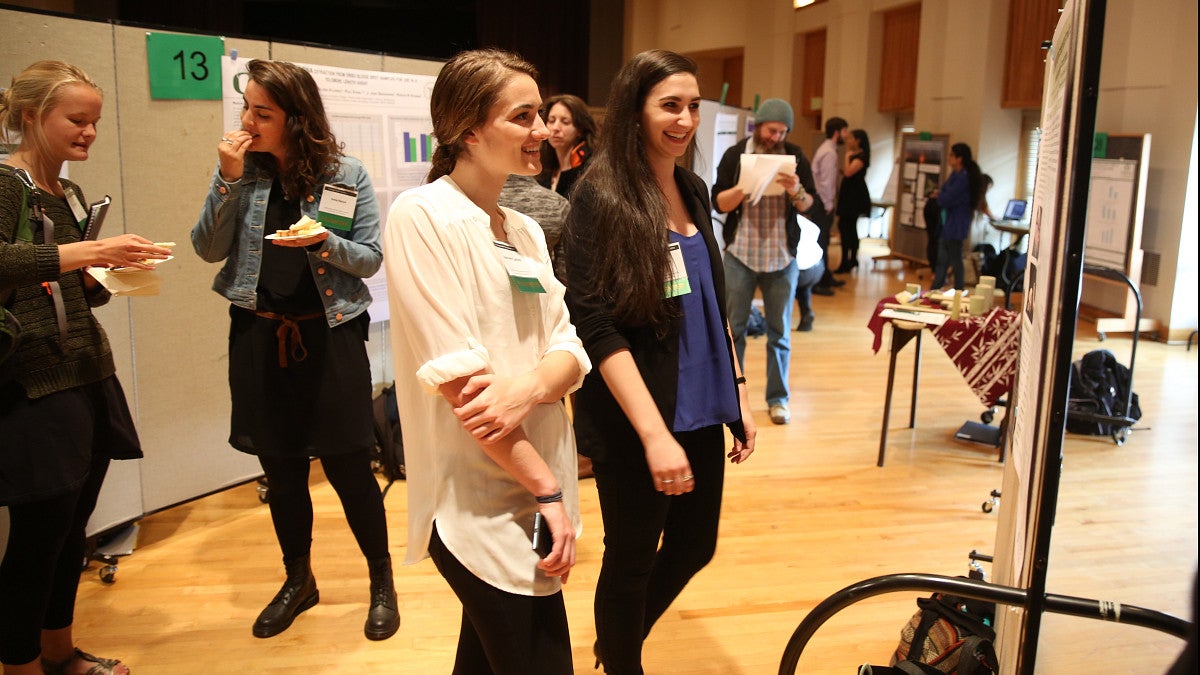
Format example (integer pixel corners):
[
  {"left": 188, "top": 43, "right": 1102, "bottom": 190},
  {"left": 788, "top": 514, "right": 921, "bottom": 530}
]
[
  {"left": 494, "top": 240, "right": 546, "bottom": 294},
  {"left": 663, "top": 242, "right": 692, "bottom": 298},
  {"left": 66, "top": 190, "right": 88, "bottom": 226},
  {"left": 317, "top": 184, "right": 357, "bottom": 231}
]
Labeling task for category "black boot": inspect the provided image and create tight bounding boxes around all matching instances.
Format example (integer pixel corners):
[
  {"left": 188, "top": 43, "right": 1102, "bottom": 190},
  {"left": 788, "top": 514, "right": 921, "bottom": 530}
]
[
  {"left": 364, "top": 555, "right": 400, "bottom": 640},
  {"left": 253, "top": 554, "right": 319, "bottom": 638}
]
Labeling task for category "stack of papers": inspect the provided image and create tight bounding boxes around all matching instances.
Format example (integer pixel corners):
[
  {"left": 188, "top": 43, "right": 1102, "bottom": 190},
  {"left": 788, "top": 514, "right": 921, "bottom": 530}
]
[{"left": 734, "top": 154, "right": 798, "bottom": 206}]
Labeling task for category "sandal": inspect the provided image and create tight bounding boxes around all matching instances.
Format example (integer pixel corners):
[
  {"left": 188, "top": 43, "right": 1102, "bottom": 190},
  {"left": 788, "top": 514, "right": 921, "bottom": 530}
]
[{"left": 41, "top": 648, "right": 130, "bottom": 675}]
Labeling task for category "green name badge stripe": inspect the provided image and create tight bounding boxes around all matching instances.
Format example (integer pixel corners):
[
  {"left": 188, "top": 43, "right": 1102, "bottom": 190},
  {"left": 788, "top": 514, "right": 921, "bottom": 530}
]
[
  {"left": 512, "top": 276, "right": 547, "bottom": 294},
  {"left": 663, "top": 277, "right": 692, "bottom": 298},
  {"left": 318, "top": 211, "right": 353, "bottom": 231}
]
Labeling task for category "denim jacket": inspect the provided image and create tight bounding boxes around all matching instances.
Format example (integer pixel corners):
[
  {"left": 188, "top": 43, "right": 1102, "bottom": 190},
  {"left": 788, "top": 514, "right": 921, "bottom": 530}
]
[{"left": 191, "top": 155, "right": 382, "bottom": 327}]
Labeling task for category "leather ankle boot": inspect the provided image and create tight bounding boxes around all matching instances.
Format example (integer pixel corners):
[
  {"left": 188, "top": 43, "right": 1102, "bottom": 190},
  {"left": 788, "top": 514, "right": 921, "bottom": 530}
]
[
  {"left": 364, "top": 555, "right": 400, "bottom": 640},
  {"left": 252, "top": 554, "right": 319, "bottom": 638}
]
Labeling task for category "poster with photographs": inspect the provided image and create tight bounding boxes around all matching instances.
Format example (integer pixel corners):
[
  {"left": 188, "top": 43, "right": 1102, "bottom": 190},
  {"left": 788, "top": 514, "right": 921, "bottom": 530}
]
[{"left": 894, "top": 133, "right": 949, "bottom": 229}]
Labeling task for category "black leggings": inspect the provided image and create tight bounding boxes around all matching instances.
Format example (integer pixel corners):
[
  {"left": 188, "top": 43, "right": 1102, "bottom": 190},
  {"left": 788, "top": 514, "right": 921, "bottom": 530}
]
[
  {"left": 427, "top": 523, "right": 573, "bottom": 675},
  {"left": 591, "top": 425, "right": 726, "bottom": 674},
  {"left": 0, "top": 454, "right": 110, "bottom": 665},
  {"left": 257, "top": 451, "right": 388, "bottom": 563}
]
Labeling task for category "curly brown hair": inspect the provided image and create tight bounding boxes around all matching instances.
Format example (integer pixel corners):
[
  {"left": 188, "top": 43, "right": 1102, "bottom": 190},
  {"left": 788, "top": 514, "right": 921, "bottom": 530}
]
[{"left": 244, "top": 59, "right": 343, "bottom": 198}]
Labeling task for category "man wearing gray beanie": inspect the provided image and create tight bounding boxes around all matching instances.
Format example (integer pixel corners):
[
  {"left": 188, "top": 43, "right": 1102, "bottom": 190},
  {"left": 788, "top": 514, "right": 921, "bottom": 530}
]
[{"left": 712, "top": 98, "right": 820, "bottom": 425}]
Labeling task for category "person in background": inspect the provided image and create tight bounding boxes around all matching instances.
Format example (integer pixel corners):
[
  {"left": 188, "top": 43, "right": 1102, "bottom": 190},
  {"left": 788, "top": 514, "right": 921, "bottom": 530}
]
[
  {"left": 190, "top": 59, "right": 398, "bottom": 642},
  {"left": 499, "top": 174, "right": 570, "bottom": 282},
  {"left": 834, "top": 128, "right": 871, "bottom": 274},
  {"left": 931, "top": 142, "right": 983, "bottom": 291},
  {"left": 385, "top": 48, "right": 589, "bottom": 673},
  {"left": 563, "top": 49, "right": 756, "bottom": 673},
  {"left": 498, "top": 173, "right": 594, "bottom": 480},
  {"left": 809, "top": 116, "right": 848, "bottom": 293},
  {"left": 792, "top": 216, "right": 826, "bottom": 332},
  {"left": 1, "top": 59, "right": 171, "bottom": 675},
  {"left": 712, "top": 97, "right": 816, "bottom": 426},
  {"left": 537, "top": 93, "right": 597, "bottom": 199}
]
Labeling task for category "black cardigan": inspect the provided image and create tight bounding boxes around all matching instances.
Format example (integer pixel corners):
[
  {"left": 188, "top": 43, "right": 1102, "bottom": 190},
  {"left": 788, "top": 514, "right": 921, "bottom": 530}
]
[
  {"left": 564, "top": 165, "right": 746, "bottom": 462},
  {"left": 711, "top": 137, "right": 821, "bottom": 257}
]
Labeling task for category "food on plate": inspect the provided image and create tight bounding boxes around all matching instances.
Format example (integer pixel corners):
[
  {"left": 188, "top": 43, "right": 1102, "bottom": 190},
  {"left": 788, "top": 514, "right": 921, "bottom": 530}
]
[{"left": 275, "top": 215, "right": 324, "bottom": 238}]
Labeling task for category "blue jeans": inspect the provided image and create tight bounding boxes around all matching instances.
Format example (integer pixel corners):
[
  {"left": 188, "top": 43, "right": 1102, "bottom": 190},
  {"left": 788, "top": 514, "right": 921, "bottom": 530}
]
[
  {"left": 794, "top": 261, "right": 825, "bottom": 318},
  {"left": 933, "top": 238, "right": 965, "bottom": 290},
  {"left": 724, "top": 253, "right": 798, "bottom": 406}
]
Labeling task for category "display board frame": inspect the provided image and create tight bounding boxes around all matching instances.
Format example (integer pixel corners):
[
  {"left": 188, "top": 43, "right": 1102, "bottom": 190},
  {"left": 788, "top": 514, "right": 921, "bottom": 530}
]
[{"left": 887, "top": 132, "right": 950, "bottom": 265}]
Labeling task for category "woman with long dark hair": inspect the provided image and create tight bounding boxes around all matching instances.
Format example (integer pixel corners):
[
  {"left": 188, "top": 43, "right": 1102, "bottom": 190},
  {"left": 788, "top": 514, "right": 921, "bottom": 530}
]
[
  {"left": 931, "top": 142, "right": 982, "bottom": 290},
  {"left": 1, "top": 58, "right": 170, "bottom": 675},
  {"left": 835, "top": 128, "right": 871, "bottom": 273},
  {"left": 537, "top": 93, "right": 597, "bottom": 199},
  {"left": 385, "top": 49, "right": 589, "bottom": 673},
  {"left": 563, "top": 49, "right": 756, "bottom": 673},
  {"left": 191, "top": 59, "right": 398, "bottom": 641}
]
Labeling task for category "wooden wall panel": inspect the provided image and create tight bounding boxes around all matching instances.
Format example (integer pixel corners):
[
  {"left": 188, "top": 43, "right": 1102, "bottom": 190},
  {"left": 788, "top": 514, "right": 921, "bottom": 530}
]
[
  {"left": 1003, "top": 0, "right": 1063, "bottom": 107},
  {"left": 801, "top": 29, "right": 826, "bottom": 119},
  {"left": 879, "top": 3, "right": 920, "bottom": 113}
]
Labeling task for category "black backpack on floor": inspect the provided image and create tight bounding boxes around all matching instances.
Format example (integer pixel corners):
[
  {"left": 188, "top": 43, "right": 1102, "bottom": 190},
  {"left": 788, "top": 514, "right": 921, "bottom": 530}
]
[
  {"left": 371, "top": 383, "right": 406, "bottom": 496},
  {"left": 1066, "top": 349, "right": 1142, "bottom": 436},
  {"left": 861, "top": 593, "right": 998, "bottom": 675}
]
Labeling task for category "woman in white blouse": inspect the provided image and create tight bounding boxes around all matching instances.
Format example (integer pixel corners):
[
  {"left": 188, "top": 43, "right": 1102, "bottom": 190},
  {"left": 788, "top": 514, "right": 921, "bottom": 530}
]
[{"left": 383, "top": 49, "right": 590, "bottom": 673}]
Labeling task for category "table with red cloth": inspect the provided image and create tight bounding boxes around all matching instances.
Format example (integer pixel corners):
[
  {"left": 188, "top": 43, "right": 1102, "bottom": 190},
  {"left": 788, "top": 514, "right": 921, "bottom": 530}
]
[
  {"left": 868, "top": 297, "right": 1021, "bottom": 466},
  {"left": 868, "top": 298, "right": 1020, "bottom": 408}
]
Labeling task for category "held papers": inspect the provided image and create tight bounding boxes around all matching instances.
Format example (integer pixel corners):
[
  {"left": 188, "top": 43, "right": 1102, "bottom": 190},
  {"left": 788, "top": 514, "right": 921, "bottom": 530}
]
[{"left": 734, "top": 154, "right": 797, "bottom": 206}]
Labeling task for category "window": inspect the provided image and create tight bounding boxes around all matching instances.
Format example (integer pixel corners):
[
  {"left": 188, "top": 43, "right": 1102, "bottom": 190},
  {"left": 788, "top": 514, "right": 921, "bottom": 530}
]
[{"left": 1018, "top": 110, "right": 1041, "bottom": 200}]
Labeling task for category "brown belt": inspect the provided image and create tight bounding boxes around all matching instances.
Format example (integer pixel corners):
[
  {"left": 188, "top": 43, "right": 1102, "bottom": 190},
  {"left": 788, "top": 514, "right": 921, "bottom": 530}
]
[{"left": 253, "top": 310, "right": 324, "bottom": 367}]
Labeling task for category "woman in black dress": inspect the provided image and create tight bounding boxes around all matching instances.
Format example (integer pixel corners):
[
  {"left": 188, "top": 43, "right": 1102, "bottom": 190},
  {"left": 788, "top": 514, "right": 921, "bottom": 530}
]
[
  {"left": 190, "top": 59, "right": 398, "bottom": 641},
  {"left": 835, "top": 128, "right": 871, "bottom": 273}
]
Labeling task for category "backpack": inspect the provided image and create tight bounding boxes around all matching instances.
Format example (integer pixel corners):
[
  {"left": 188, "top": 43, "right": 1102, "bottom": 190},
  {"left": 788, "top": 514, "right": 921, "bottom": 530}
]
[
  {"left": 371, "top": 383, "right": 406, "bottom": 496},
  {"left": 877, "top": 593, "right": 999, "bottom": 675},
  {"left": 746, "top": 304, "right": 766, "bottom": 337},
  {"left": 1, "top": 165, "right": 42, "bottom": 364},
  {"left": 1066, "top": 349, "right": 1142, "bottom": 436}
]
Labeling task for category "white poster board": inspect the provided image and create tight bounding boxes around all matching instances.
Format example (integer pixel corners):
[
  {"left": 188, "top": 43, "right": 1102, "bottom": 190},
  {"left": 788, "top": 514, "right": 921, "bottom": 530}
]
[{"left": 1083, "top": 158, "right": 1137, "bottom": 268}]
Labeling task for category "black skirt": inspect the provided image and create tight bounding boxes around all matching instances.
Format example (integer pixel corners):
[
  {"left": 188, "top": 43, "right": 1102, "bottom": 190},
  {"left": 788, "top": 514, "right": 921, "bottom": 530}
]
[
  {"left": 227, "top": 306, "right": 374, "bottom": 458},
  {"left": 0, "top": 375, "right": 141, "bottom": 506}
]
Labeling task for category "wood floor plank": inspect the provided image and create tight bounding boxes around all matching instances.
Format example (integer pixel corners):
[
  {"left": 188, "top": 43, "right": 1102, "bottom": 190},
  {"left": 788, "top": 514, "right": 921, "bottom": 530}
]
[{"left": 68, "top": 240, "right": 1197, "bottom": 674}]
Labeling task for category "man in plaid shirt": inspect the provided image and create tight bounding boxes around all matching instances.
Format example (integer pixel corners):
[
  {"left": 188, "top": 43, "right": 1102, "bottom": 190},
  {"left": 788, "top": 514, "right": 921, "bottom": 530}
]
[{"left": 713, "top": 99, "right": 819, "bottom": 425}]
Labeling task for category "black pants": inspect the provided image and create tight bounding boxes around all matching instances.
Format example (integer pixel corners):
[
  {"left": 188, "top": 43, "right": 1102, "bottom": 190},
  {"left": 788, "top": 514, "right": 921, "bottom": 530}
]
[
  {"left": 257, "top": 451, "right": 388, "bottom": 562},
  {"left": 0, "top": 454, "right": 109, "bottom": 665},
  {"left": 592, "top": 425, "right": 726, "bottom": 674},
  {"left": 838, "top": 214, "right": 861, "bottom": 263},
  {"left": 427, "top": 523, "right": 573, "bottom": 675},
  {"left": 810, "top": 209, "right": 836, "bottom": 286}
]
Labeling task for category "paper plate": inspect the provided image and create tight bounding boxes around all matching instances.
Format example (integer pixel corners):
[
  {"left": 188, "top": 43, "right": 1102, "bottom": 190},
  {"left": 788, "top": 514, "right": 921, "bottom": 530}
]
[{"left": 267, "top": 225, "right": 328, "bottom": 240}]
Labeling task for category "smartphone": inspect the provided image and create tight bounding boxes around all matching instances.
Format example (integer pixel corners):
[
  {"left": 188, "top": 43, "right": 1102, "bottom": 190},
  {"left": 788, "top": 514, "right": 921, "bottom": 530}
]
[{"left": 532, "top": 512, "right": 553, "bottom": 558}]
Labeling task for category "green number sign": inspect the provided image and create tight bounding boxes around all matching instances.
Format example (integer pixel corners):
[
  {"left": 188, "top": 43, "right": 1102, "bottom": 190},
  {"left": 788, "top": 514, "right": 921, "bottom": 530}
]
[{"left": 146, "top": 32, "right": 224, "bottom": 100}]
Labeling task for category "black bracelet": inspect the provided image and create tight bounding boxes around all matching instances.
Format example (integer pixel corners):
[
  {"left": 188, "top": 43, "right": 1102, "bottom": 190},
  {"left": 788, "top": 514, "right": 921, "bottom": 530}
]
[
  {"left": 536, "top": 490, "right": 563, "bottom": 504},
  {"left": 734, "top": 376, "right": 747, "bottom": 385}
]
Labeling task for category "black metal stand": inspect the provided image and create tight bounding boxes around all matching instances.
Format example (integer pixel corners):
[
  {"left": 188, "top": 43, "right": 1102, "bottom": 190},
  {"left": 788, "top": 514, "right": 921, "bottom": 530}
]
[{"left": 778, "top": 574, "right": 1189, "bottom": 674}]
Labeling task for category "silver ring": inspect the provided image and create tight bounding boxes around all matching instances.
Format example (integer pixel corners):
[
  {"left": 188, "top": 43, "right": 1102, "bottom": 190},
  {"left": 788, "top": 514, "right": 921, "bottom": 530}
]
[
  {"left": 221, "top": 137, "right": 234, "bottom": 145},
  {"left": 682, "top": 475, "right": 694, "bottom": 482},
  {"left": 661, "top": 479, "right": 675, "bottom": 484}
]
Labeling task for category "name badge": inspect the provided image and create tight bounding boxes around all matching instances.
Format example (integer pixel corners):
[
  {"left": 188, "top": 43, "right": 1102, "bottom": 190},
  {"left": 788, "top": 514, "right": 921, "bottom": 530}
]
[
  {"left": 66, "top": 190, "right": 88, "bottom": 227},
  {"left": 317, "top": 184, "right": 357, "bottom": 231},
  {"left": 494, "top": 241, "right": 546, "bottom": 294},
  {"left": 663, "top": 242, "right": 692, "bottom": 298}
]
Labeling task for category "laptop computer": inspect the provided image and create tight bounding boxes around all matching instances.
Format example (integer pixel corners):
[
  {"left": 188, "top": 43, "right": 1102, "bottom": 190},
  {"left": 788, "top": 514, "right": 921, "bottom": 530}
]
[{"left": 998, "top": 198, "right": 1027, "bottom": 222}]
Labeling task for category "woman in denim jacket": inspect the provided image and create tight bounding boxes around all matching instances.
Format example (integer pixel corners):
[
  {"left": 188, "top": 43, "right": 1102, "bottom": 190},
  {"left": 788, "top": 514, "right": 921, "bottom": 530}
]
[{"left": 190, "top": 59, "right": 398, "bottom": 642}]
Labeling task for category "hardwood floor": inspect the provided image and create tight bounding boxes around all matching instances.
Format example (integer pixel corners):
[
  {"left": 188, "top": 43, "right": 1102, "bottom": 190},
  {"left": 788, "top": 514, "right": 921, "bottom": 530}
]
[{"left": 70, "top": 240, "right": 1197, "bottom": 674}]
